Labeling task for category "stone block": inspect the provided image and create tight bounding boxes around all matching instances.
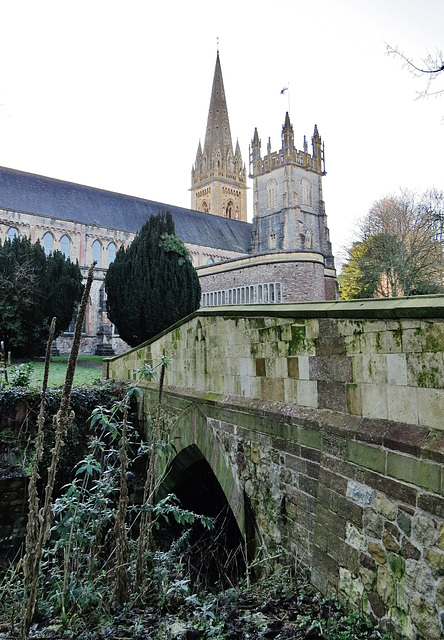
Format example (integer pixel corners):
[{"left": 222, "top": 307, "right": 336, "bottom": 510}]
[
  {"left": 298, "top": 355, "right": 310, "bottom": 380},
  {"left": 376, "top": 565, "right": 395, "bottom": 607},
  {"left": 418, "top": 387, "right": 444, "bottom": 430},
  {"left": 296, "top": 379, "right": 318, "bottom": 408},
  {"left": 319, "top": 467, "right": 348, "bottom": 496},
  {"left": 410, "top": 595, "right": 443, "bottom": 640},
  {"left": 260, "top": 377, "right": 285, "bottom": 402},
  {"left": 346, "top": 383, "right": 362, "bottom": 415},
  {"left": 337, "top": 319, "right": 364, "bottom": 336},
  {"left": 402, "top": 328, "right": 424, "bottom": 354},
  {"left": 287, "top": 356, "right": 299, "bottom": 379},
  {"left": 407, "top": 351, "right": 444, "bottom": 389},
  {"left": 331, "top": 493, "right": 363, "bottom": 527},
  {"left": 317, "top": 380, "right": 347, "bottom": 412},
  {"left": 348, "top": 440, "right": 386, "bottom": 474},
  {"left": 424, "top": 548, "right": 444, "bottom": 578},
  {"left": 384, "top": 421, "right": 428, "bottom": 456},
  {"left": 346, "top": 480, "right": 374, "bottom": 507},
  {"left": 346, "top": 522, "right": 367, "bottom": 551},
  {"left": 412, "top": 512, "right": 438, "bottom": 546},
  {"left": 363, "top": 508, "right": 384, "bottom": 538},
  {"left": 387, "top": 452, "right": 441, "bottom": 494},
  {"left": 364, "top": 469, "right": 417, "bottom": 506},
  {"left": 361, "top": 383, "right": 388, "bottom": 420},
  {"left": 374, "top": 492, "right": 397, "bottom": 520},
  {"left": 283, "top": 377, "right": 298, "bottom": 404},
  {"left": 352, "top": 354, "right": 387, "bottom": 384},
  {"left": 387, "top": 353, "right": 407, "bottom": 385}
]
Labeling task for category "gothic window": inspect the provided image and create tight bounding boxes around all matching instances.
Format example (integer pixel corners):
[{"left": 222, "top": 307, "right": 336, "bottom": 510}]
[
  {"left": 92, "top": 240, "right": 102, "bottom": 267},
  {"left": 7, "top": 227, "right": 18, "bottom": 241},
  {"left": 107, "top": 242, "right": 116, "bottom": 266},
  {"left": 266, "top": 179, "right": 277, "bottom": 208},
  {"left": 226, "top": 201, "right": 234, "bottom": 218},
  {"left": 43, "top": 232, "right": 54, "bottom": 256},
  {"left": 301, "top": 178, "right": 313, "bottom": 206},
  {"left": 305, "top": 228, "right": 313, "bottom": 249},
  {"left": 60, "top": 235, "right": 70, "bottom": 259},
  {"left": 201, "top": 201, "right": 209, "bottom": 213}
]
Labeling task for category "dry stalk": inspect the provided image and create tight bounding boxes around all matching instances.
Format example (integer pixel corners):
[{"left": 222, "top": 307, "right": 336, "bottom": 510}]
[
  {"left": 22, "top": 317, "right": 56, "bottom": 588},
  {"left": 135, "top": 350, "right": 166, "bottom": 589},
  {"left": 113, "top": 403, "right": 130, "bottom": 605},
  {"left": 22, "top": 262, "right": 96, "bottom": 639}
]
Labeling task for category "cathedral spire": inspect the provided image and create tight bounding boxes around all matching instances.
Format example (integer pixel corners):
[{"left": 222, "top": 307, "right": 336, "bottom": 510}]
[
  {"left": 191, "top": 52, "right": 247, "bottom": 221},
  {"left": 203, "top": 52, "right": 234, "bottom": 167}
]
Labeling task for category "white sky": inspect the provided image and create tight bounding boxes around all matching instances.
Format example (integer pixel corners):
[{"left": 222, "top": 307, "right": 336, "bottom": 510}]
[{"left": 0, "top": 0, "right": 443, "bottom": 269}]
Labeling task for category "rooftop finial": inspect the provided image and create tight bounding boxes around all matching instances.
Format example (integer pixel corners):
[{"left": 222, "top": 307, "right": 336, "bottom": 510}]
[{"left": 217, "top": 36, "right": 219, "bottom": 54}]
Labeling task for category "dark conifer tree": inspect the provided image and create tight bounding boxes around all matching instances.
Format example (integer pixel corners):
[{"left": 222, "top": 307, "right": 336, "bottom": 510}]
[
  {"left": 0, "top": 236, "right": 83, "bottom": 356},
  {"left": 105, "top": 213, "right": 201, "bottom": 347}
]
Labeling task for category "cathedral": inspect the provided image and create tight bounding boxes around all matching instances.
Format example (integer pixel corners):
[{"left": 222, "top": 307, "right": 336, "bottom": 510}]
[{"left": 0, "top": 52, "right": 337, "bottom": 355}]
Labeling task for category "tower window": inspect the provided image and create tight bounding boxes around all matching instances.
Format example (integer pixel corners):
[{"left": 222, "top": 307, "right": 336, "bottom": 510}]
[
  {"left": 266, "top": 179, "right": 277, "bottom": 208},
  {"left": 302, "top": 178, "right": 313, "bottom": 206}
]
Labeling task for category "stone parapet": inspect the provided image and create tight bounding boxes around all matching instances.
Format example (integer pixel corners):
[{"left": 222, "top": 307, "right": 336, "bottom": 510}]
[{"left": 105, "top": 296, "right": 444, "bottom": 638}]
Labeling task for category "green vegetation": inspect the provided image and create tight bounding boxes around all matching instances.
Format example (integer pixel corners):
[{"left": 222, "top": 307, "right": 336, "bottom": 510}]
[
  {"left": 105, "top": 212, "right": 201, "bottom": 347},
  {"left": 0, "top": 236, "right": 83, "bottom": 356},
  {"left": 1, "top": 356, "right": 103, "bottom": 388}
]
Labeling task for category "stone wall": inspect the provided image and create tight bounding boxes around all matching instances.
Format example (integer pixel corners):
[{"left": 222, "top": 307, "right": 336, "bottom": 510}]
[
  {"left": 105, "top": 297, "right": 444, "bottom": 639},
  {"left": 197, "top": 253, "right": 335, "bottom": 304}
]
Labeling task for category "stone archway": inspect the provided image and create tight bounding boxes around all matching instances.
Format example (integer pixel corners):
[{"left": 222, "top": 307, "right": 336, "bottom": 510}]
[{"left": 155, "top": 402, "right": 257, "bottom": 562}]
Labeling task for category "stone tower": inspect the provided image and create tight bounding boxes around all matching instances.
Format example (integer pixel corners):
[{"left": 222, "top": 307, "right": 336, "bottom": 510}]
[
  {"left": 249, "top": 113, "right": 334, "bottom": 269},
  {"left": 191, "top": 52, "right": 247, "bottom": 221}
]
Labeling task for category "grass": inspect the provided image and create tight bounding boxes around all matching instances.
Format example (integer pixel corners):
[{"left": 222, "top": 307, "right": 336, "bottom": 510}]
[{"left": 22, "top": 355, "right": 103, "bottom": 388}]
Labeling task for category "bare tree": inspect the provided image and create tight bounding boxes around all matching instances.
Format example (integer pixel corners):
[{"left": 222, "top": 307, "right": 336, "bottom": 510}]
[
  {"left": 386, "top": 44, "right": 444, "bottom": 100},
  {"left": 340, "top": 190, "right": 444, "bottom": 299}
]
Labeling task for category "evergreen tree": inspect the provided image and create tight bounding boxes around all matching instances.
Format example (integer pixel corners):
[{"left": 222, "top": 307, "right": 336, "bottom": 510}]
[
  {"left": 0, "top": 236, "right": 84, "bottom": 356},
  {"left": 105, "top": 213, "right": 201, "bottom": 347}
]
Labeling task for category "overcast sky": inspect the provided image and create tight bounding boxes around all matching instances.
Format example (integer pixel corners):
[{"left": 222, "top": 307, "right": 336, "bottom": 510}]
[{"left": 0, "top": 0, "right": 442, "bottom": 268}]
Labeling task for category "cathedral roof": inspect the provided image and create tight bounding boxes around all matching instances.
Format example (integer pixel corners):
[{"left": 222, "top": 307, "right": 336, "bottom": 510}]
[{"left": 0, "top": 166, "right": 251, "bottom": 253}]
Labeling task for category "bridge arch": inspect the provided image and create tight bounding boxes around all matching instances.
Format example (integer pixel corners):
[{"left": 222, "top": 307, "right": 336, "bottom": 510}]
[{"left": 154, "top": 401, "right": 257, "bottom": 562}]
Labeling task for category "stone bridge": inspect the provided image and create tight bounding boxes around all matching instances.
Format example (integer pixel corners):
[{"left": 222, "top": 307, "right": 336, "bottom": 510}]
[{"left": 105, "top": 297, "right": 444, "bottom": 640}]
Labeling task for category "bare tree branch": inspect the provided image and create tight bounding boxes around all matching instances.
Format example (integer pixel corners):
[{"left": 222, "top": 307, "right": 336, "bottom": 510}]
[{"left": 386, "top": 43, "right": 444, "bottom": 100}]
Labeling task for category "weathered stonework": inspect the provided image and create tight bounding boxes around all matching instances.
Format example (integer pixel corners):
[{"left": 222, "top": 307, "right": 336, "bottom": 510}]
[{"left": 106, "top": 297, "right": 444, "bottom": 639}]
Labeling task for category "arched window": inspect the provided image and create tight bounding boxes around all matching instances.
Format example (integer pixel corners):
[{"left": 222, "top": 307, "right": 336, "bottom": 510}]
[
  {"left": 201, "top": 201, "right": 209, "bottom": 213},
  {"left": 301, "top": 178, "right": 313, "bottom": 206},
  {"left": 7, "top": 227, "right": 18, "bottom": 241},
  {"left": 92, "top": 240, "right": 102, "bottom": 267},
  {"left": 266, "top": 179, "right": 277, "bottom": 208},
  {"left": 107, "top": 242, "right": 116, "bottom": 266},
  {"left": 43, "top": 232, "right": 53, "bottom": 256},
  {"left": 226, "top": 201, "right": 234, "bottom": 218},
  {"left": 305, "top": 228, "right": 313, "bottom": 249},
  {"left": 60, "top": 235, "right": 70, "bottom": 259},
  {"left": 206, "top": 257, "right": 214, "bottom": 265}
]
